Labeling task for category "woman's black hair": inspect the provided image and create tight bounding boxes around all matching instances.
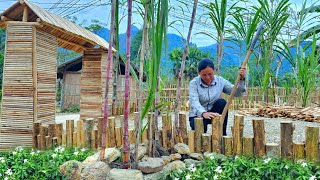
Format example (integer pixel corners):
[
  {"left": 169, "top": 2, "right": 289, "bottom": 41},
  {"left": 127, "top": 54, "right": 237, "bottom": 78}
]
[{"left": 198, "top": 58, "right": 214, "bottom": 72}]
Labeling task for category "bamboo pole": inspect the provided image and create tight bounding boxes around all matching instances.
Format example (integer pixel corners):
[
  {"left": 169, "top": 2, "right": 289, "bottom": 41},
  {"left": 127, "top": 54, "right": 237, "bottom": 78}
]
[
  {"left": 115, "top": 127, "right": 122, "bottom": 147},
  {"left": 233, "top": 115, "right": 244, "bottom": 155},
  {"left": 212, "top": 116, "right": 222, "bottom": 153},
  {"left": 243, "top": 137, "right": 254, "bottom": 157},
  {"left": 293, "top": 143, "right": 305, "bottom": 161},
  {"left": 280, "top": 121, "right": 293, "bottom": 159},
  {"left": 85, "top": 118, "right": 94, "bottom": 148},
  {"left": 305, "top": 127, "right": 319, "bottom": 162},
  {"left": 73, "top": 132, "right": 77, "bottom": 147},
  {"left": 66, "top": 120, "right": 74, "bottom": 147},
  {"left": 55, "top": 123, "right": 63, "bottom": 146},
  {"left": 33, "top": 122, "right": 41, "bottom": 148},
  {"left": 202, "top": 134, "right": 211, "bottom": 153},
  {"left": 252, "top": 120, "right": 266, "bottom": 157},
  {"left": 179, "top": 113, "right": 188, "bottom": 143},
  {"left": 77, "top": 120, "right": 84, "bottom": 147},
  {"left": 223, "top": 136, "right": 233, "bottom": 156},
  {"left": 194, "top": 117, "right": 204, "bottom": 153},
  {"left": 98, "top": 117, "right": 103, "bottom": 147},
  {"left": 62, "top": 133, "right": 66, "bottom": 146},
  {"left": 188, "top": 130, "right": 195, "bottom": 153}
]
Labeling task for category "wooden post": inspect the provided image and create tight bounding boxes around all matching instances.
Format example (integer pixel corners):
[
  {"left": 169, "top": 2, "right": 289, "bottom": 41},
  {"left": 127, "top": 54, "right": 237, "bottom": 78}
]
[
  {"left": 212, "top": 116, "right": 222, "bottom": 153},
  {"left": 109, "top": 117, "right": 116, "bottom": 147},
  {"left": 77, "top": 120, "right": 84, "bottom": 147},
  {"left": 194, "top": 117, "right": 204, "bottom": 153},
  {"left": 202, "top": 133, "right": 212, "bottom": 153},
  {"left": 85, "top": 118, "right": 94, "bottom": 148},
  {"left": 92, "top": 129, "right": 98, "bottom": 149},
  {"left": 66, "top": 120, "right": 74, "bottom": 146},
  {"left": 115, "top": 127, "right": 122, "bottom": 147},
  {"left": 293, "top": 143, "right": 305, "bottom": 161},
  {"left": 97, "top": 117, "right": 103, "bottom": 147},
  {"left": 223, "top": 136, "right": 233, "bottom": 156},
  {"left": 179, "top": 113, "right": 187, "bottom": 143},
  {"left": 266, "top": 143, "right": 280, "bottom": 157},
  {"left": 142, "top": 128, "right": 148, "bottom": 143},
  {"left": 280, "top": 121, "right": 293, "bottom": 159},
  {"left": 162, "top": 114, "right": 173, "bottom": 150},
  {"left": 233, "top": 114, "right": 244, "bottom": 155},
  {"left": 52, "top": 137, "right": 58, "bottom": 147},
  {"left": 33, "top": 122, "right": 41, "bottom": 148},
  {"left": 305, "top": 127, "right": 319, "bottom": 162},
  {"left": 55, "top": 123, "right": 63, "bottom": 146},
  {"left": 243, "top": 137, "right": 254, "bottom": 157},
  {"left": 40, "top": 125, "right": 48, "bottom": 150},
  {"left": 253, "top": 120, "right": 266, "bottom": 157},
  {"left": 188, "top": 130, "right": 195, "bottom": 153},
  {"left": 73, "top": 132, "right": 77, "bottom": 147},
  {"left": 159, "top": 129, "right": 163, "bottom": 146}
]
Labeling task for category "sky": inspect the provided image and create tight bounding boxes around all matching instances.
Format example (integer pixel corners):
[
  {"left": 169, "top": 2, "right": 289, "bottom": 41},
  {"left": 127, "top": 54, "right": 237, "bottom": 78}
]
[{"left": 0, "top": 0, "right": 318, "bottom": 47}]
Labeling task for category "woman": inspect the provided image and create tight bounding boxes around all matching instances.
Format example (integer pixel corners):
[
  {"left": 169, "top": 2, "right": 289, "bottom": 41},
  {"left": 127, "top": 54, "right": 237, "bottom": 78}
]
[{"left": 189, "top": 58, "right": 247, "bottom": 135}]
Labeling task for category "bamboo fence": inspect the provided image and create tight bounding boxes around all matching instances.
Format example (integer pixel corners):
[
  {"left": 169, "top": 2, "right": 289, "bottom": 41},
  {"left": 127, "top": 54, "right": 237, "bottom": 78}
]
[{"left": 31, "top": 113, "right": 320, "bottom": 163}]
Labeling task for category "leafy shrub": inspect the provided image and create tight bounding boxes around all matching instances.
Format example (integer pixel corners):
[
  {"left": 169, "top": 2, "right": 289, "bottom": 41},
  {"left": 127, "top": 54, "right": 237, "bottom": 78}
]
[
  {"left": 167, "top": 155, "right": 320, "bottom": 179},
  {"left": 0, "top": 146, "right": 95, "bottom": 179}
]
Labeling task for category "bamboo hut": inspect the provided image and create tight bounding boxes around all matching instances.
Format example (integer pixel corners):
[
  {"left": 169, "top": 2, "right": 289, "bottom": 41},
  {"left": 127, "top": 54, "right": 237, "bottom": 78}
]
[
  {"left": 57, "top": 56, "right": 138, "bottom": 110},
  {"left": 0, "top": 0, "right": 115, "bottom": 149}
]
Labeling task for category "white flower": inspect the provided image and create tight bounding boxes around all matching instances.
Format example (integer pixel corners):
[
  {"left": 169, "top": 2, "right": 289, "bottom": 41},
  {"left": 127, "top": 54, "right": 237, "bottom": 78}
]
[
  {"left": 254, "top": 168, "right": 259, "bottom": 171},
  {"left": 74, "top": 151, "right": 79, "bottom": 156},
  {"left": 188, "top": 163, "right": 195, "bottom": 170},
  {"left": 191, "top": 167, "right": 196, "bottom": 172},
  {"left": 81, "top": 148, "right": 86, "bottom": 152},
  {"left": 24, "top": 159, "right": 28, "bottom": 163},
  {"left": 214, "top": 175, "right": 219, "bottom": 180},
  {"left": 234, "top": 155, "right": 239, "bottom": 160},
  {"left": 215, "top": 166, "right": 222, "bottom": 174},
  {"left": 0, "top": 157, "right": 5, "bottom": 163},
  {"left": 60, "top": 147, "right": 65, "bottom": 152},
  {"left": 210, "top": 155, "right": 215, "bottom": 160},
  {"left": 301, "top": 162, "right": 308, "bottom": 167},
  {"left": 174, "top": 178, "right": 179, "bottom": 180},
  {"left": 185, "top": 174, "right": 191, "bottom": 180},
  {"left": 264, "top": 157, "right": 272, "bottom": 164},
  {"left": 30, "top": 151, "right": 35, "bottom": 156},
  {"left": 36, "top": 150, "right": 40, "bottom": 153},
  {"left": 309, "top": 176, "right": 317, "bottom": 180},
  {"left": 5, "top": 169, "right": 12, "bottom": 176},
  {"left": 52, "top": 153, "right": 57, "bottom": 158},
  {"left": 15, "top": 146, "right": 23, "bottom": 151},
  {"left": 12, "top": 151, "right": 17, "bottom": 155},
  {"left": 54, "top": 147, "right": 60, "bottom": 152},
  {"left": 0, "top": 173, "right": 2, "bottom": 177},
  {"left": 285, "top": 165, "right": 289, "bottom": 169},
  {"left": 4, "top": 177, "right": 8, "bottom": 180}
]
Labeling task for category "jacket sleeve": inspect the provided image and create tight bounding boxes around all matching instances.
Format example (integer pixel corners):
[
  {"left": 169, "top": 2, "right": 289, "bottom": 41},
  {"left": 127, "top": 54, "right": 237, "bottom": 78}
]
[
  {"left": 222, "top": 78, "right": 246, "bottom": 97},
  {"left": 189, "top": 80, "right": 206, "bottom": 117}
]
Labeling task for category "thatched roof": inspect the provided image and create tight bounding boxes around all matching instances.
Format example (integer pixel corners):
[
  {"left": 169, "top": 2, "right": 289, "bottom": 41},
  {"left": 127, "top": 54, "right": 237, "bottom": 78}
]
[{"left": 0, "top": 0, "right": 114, "bottom": 53}]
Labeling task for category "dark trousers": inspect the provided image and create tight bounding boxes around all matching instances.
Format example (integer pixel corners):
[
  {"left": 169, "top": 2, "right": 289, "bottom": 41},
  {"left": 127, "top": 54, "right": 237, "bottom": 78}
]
[{"left": 189, "top": 99, "right": 228, "bottom": 135}]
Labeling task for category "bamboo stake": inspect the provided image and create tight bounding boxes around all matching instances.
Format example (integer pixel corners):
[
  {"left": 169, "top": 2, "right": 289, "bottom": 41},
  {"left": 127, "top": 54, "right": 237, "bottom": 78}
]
[
  {"left": 55, "top": 123, "right": 63, "bottom": 146},
  {"left": 179, "top": 113, "right": 187, "bottom": 143},
  {"left": 85, "top": 118, "right": 94, "bottom": 148},
  {"left": 223, "top": 136, "right": 233, "bottom": 156},
  {"left": 188, "top": 130, "right": 195, "bottom": 153},
  {"left": 305, "top": 127, "right": 319, "bottom": 162},
  {"left": 280, "top": 121, "right": 293, "bottom": 159},
  {"left": 243, "top": 137, "right": 254, "bottom": 157},
  {"left": 253, "top": 119, "right": 266, "bottom": 157},
  {"left": 115, "top": 127, "right": 122, "bottom": 147},
  {"left": 233, "top": 115, "right": 244, "bottom": 155},
  {"left": 194, "top": 117, "right": 204, "bottom": 153},
  {"left": 109, "top": 117, "right": 116, "bottom": 147},
  {"left": 33, "top": 122, "right": 41, "bottom": 148},
  {"left": 202, "top": 134, "right": 211, "bottom": 153},
  {"left": 212, "top": 116, "right": 222, "bottom": 153}
]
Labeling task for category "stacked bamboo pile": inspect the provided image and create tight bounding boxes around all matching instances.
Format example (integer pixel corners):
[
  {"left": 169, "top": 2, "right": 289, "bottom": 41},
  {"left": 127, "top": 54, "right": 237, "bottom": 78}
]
[{"left": 240, "top": 105, "right": 320, "bottom": 122}]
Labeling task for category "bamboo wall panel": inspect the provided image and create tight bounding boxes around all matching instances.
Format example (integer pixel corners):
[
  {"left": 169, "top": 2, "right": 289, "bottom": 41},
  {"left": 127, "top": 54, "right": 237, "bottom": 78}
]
[
  {"left": 80, "top": 49, "right": 103, "bottom": 120},
  {"left": 36, "top": 30, "right": 57, "bottom": 124},
  {"left": 63, "top": 72, "right": 81, "bottom": 108},
  {"left": 0, "top": 24, "right": 34, "bottom": 147}
]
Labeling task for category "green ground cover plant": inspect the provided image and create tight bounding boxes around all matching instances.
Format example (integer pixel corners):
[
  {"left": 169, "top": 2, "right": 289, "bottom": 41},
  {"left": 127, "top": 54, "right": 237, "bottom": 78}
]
[
  {"left": 167, "top": 154, "right": 320, "bottom": 180},
  {"left": 0, "top": 146, "right": 95, "bottom": 179}
]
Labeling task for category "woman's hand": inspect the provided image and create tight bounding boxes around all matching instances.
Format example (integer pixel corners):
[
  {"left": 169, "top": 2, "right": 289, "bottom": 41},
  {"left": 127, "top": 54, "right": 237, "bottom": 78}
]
[
  {"left": 238, "top": 66, "right": 247, "bottom": 80},
  {"left": 202, "top": 112, "right": 220, "bottom": 119}
]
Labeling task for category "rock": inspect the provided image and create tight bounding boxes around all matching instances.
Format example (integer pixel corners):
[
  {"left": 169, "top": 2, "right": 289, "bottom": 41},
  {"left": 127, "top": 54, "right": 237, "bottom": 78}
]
[
  {"left": 189, "top": 153, "right": 204, "bottom": 161},
  {"left": 82, "top": 152, "right": 100, "bottom": 165},
  {"left": 104, "top": 148, "right": 121, "bottom": 163},
  {"left": 173, "top": 143, "right": 190, "bottom": 155},
  {"left": 184, "top": 159, "right": 201, "bottom": 167},
  {"left": 143, "top": 160, "right": 186, "bottom": 180},
  {"left": 80, "top": 161, "right": 110, "bottom": 179},
  {"left": 108, "top": 169, "right": 143, "bottom": 180},
  {"left": 130, "top": 145, "right": 147, "bottom": 160},
  {"left": 161, "top": 156, "right": 171, "bottom": 165},
  {"left": 170, "top": 153, "right": 181, "bottom": 161},
  {"left": 138, "top": 158, "right": 164, "bottom": 174},
  {"left": 59, "top": 160, "right": 84, "bottom": 180}
]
